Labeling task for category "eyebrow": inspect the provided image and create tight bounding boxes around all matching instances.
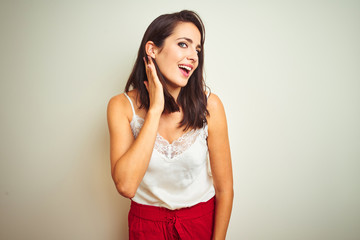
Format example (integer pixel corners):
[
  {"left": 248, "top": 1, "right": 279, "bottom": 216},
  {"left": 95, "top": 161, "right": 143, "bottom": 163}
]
[{"left": 176, "top": 37, "right": 202, "bottom": 49}]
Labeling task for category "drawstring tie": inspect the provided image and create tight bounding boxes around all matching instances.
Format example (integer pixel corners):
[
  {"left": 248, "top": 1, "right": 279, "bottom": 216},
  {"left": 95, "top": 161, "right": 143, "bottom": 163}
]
[{"left": 166, "top": 215, "right": 185, "bottom": 239}]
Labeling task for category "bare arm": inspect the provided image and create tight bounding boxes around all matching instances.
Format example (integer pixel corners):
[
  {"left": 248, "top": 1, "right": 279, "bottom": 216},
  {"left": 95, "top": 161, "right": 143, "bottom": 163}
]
[
  {"left": 107, "top": 100, "right": 160, "bottom": 198},
  {"left": 207, "top": 94, "right": 234, "bottom": 240},
  {"left": 107, "top": 56, "right": 164, "bottom": 198}
]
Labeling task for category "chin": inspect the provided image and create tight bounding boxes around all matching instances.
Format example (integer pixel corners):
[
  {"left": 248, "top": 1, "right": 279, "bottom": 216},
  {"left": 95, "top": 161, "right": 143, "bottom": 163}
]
[
  {"left": 177, "top": 79, "right": 190, "bottom": 88},
  {"left": 179, "top": 79, "right": 190, "bottom": 87},
  {"left": 165, "top": 77, "right": 190, "bottom": 89}
]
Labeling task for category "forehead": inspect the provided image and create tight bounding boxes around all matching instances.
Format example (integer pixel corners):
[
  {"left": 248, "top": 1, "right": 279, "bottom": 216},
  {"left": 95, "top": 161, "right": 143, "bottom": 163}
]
[{"left": 169, "top": 22, "right": 201, "bottom": 45}]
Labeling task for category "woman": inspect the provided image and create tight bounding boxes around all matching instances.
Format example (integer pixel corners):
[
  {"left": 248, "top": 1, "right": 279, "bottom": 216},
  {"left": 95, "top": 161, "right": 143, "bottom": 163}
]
[{"left": 107, "top": 10, "right": 233, "bottom": 240}]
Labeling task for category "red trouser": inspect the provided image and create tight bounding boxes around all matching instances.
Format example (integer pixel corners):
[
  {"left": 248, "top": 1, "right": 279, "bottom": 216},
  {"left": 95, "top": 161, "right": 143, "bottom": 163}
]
[{"left": 128, "top": 197, "right": 215, "bottom": 240}]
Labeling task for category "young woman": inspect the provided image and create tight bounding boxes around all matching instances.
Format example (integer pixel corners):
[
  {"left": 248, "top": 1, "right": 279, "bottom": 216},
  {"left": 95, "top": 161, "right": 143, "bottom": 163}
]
[{"left": 107, "top": 10, "right": 233, "bottom": 240}]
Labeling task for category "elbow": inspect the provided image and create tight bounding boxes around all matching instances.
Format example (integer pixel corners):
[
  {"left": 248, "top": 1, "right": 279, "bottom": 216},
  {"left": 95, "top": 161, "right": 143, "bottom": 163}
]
[
  {"left": 115, "top": 181, "right": 137, "bottom": 199},
  {"left": 215, "top": 185, "right": 234, "bottom": 198},
  {"left": 112, "top": 171, "right": 137, "bottom": 198}
]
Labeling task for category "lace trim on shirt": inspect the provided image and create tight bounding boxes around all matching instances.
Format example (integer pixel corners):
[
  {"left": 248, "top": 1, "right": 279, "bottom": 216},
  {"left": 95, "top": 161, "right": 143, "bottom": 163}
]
[
  {"left": 130, "top": 115, "right": 208, "bottom": 160},
  {"left": 130, "top": 115, "right": 144, "bottom": 138},
  {"left": 155, "top": 126, "right": 207, "bottom": 159}
]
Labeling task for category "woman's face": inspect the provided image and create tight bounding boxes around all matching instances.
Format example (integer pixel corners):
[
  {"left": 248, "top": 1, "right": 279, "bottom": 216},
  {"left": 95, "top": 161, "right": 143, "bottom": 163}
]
[{"left": 153, "top": 22, "right": 202, "bottom": 92}]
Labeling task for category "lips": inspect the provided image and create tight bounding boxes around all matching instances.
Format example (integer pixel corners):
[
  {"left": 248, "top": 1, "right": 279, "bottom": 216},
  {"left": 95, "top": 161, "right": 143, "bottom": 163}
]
[{"left": 178, "top": 64, "right": 193, "bottom": 77}]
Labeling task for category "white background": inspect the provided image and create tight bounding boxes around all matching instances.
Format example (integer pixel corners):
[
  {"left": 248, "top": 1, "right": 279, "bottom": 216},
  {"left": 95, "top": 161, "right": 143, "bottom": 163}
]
[{"left": 1, "top": 0, "right": 359, "bottom": 239}]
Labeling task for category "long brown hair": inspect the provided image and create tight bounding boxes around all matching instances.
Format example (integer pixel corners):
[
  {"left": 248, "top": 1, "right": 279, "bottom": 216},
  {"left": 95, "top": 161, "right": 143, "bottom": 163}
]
[{"left": 125, "top": 10, "right": 209, "bottom": 130}]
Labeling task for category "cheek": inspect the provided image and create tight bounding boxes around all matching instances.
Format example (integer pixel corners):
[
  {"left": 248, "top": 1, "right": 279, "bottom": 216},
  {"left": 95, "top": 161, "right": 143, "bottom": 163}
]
[
  {"left": 155, "top": 46, "right": 184, "bottom": 74},
  {"left": 161, "top": 46, "right": 182, "bottom": 60},
  {"left": 157, "top": 53, "right": 177, "bottom": 71},
  {"left": 193, "top": 62, "right": 199, "bottom": 71}
]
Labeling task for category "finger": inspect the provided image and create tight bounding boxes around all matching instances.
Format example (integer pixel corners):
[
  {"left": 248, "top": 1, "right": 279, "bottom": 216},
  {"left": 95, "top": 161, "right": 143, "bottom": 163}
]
[
  {"left": 143, "top": 56, "right": 148, "bottom": 69},
  {"left": 143, "top": 81, "right": 149, "bottom": 91},
  {"left": 143, "top": 56, "right": 149, "bottom": 68},
  {"left": 147, "top": 56, "right": 154, "bottom": 71},
  {"left": 147, "top": 56, "right": 158, "bottom": 81},
  {"left": 143, "top": 57, "right": 152, "bottom": 81}
]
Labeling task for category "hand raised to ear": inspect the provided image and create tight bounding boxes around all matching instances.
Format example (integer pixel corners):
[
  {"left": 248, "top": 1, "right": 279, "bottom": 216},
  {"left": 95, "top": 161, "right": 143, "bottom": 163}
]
[{"left": 143, "top": 56, "right": 164, "bottom": 115}]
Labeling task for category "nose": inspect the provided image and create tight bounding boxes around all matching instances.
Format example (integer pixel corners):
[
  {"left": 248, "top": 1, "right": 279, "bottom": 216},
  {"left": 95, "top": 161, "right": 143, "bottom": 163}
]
[{"left": 187, "top": 48, "right": 198, "bottom": 63}]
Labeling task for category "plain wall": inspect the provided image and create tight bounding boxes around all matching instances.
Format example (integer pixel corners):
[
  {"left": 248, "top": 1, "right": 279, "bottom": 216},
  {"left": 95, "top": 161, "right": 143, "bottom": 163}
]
[{"left": 1, "top": 0, "right": 359, "bottom": 239}]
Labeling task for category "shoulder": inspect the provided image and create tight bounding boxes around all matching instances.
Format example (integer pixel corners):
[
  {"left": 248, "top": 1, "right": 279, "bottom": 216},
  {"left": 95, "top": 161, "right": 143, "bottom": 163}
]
[
  {"left": 107, "top": 93, "right": 128, "bottom": 114},
  {"left": 206, "top": 92, "right": 227, "bottom": 131},
  {"left": 107, "top": 90, "right": 138, "bottom": 122},
  {"left": 206, "top": 92, "right": 225, "bottom": 116},
  {"left": 108, "top": 89, "right": 139, "bottom": 107}
]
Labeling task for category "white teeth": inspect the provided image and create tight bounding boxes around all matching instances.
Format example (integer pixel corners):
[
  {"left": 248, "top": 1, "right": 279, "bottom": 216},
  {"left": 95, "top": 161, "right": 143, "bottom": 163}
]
[{"left": 178, "top": 65, "right": 192, "bottom": 71}]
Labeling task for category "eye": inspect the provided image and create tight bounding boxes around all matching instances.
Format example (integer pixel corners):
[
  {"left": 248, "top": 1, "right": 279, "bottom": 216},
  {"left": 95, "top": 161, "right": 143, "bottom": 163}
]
[
  {"left": 178, "top": 42, "right": 188, "bottom": 48},
  {"left": 196, "top": 49, "right": 201, "bottom": 55}
]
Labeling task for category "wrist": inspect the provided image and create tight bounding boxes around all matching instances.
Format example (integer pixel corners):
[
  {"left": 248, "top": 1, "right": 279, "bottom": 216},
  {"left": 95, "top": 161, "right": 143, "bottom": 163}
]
[
  {"left": 146, "top": 108, "right": 162, "bottom": 120},
  {"left": 147, "top": 107, "right": 163, "bottom": 117}
]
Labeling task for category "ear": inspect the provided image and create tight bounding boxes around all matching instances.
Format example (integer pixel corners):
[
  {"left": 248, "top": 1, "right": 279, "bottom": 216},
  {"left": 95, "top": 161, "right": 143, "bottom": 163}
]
[{"left": 145, "top": 41, "right": 158, "bottom": 58}]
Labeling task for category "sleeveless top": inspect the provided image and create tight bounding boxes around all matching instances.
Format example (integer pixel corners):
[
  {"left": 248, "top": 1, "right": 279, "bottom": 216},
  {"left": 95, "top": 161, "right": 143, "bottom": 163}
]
[{"left": 124, "top": 93, "right": 215, "bottom": 210}]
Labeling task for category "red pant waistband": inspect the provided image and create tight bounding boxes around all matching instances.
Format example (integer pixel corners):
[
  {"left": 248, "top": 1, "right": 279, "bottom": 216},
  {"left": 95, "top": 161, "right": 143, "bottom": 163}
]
[{"left": 129, "top": 197, "right": 215, "bottom": 222}]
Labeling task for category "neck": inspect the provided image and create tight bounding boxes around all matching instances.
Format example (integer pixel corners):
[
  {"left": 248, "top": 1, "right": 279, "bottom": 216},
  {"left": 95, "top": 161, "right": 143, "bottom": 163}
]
[{"left": 167, "top": 86, "right": 182, "bottom": 102}]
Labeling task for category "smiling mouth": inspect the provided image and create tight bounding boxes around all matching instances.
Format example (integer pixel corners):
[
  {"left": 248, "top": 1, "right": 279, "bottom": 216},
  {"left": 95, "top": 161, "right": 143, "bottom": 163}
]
[{"left": 178, "top": 64, "right": 192, "bottom": 76}]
